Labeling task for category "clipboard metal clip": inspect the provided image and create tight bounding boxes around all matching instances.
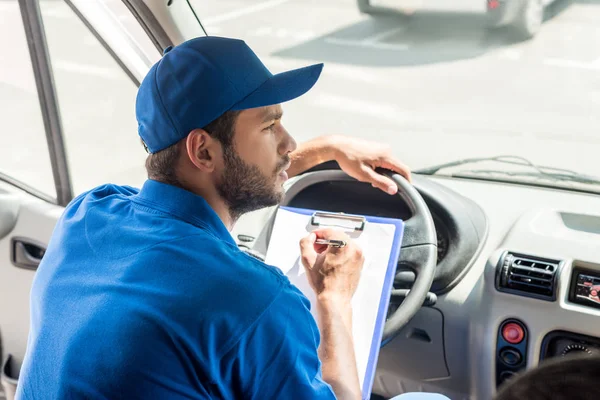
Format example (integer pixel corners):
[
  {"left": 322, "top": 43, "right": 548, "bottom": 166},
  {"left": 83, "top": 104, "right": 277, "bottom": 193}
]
[{"left": 310, "top": 211, "right": 366, "bottom": 232}]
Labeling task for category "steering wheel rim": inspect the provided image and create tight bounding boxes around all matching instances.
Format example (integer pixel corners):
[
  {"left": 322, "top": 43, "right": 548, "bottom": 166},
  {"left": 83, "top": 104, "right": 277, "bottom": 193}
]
[
  {"left": 271, "top": 168, "right": 437, "bottom": 346},
  {"left": 377, "top": 169, "right": 437, "bottom": 346}
]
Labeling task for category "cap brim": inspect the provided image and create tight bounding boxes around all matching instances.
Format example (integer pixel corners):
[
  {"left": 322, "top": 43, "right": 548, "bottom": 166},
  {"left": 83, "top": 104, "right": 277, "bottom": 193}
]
[{"left": 230, "top": 63, "right": 324, "bottom": 110}]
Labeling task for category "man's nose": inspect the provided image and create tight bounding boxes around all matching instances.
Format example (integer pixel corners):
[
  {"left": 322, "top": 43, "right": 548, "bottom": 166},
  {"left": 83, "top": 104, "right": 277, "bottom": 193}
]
[{"left": 279, "top": 126, "right": 297, "bottom": 155}]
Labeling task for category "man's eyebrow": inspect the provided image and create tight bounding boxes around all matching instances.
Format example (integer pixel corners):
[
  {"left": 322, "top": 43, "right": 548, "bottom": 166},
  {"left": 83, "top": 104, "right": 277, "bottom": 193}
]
[{"left": 261, "top": 110, "right": 283, "bottom": 123}]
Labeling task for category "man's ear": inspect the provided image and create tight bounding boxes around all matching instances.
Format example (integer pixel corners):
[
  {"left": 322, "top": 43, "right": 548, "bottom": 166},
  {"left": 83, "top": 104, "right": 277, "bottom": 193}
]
[{"left": 185, "top": 129, "right": 221, "bottom": 172}]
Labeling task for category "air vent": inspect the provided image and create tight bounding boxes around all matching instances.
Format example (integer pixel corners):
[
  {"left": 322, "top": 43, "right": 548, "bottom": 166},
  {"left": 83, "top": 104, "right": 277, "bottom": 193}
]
[{"left": 496, "top": 252, "right": 561, "bottom": 301}]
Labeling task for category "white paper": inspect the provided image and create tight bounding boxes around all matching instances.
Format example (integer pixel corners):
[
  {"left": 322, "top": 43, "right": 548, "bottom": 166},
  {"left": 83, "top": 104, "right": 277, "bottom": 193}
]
[{"left": 264, "top": 208, "right": 397, "bottom": 391}]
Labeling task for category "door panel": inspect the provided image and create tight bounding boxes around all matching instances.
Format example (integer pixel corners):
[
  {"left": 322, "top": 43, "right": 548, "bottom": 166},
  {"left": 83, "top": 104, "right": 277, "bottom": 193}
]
[
  {"left": 0, "top": 183, "right": 63, "bottom": 364},
  {"left": 0, "top": 194, "right": 19, "bottom": 241}
]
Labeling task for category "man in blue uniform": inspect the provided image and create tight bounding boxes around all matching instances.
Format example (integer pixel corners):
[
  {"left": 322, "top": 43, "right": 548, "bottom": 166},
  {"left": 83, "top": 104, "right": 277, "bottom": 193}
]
[{"left": 16, "top": 36, "right": 447, "bottom": 400}]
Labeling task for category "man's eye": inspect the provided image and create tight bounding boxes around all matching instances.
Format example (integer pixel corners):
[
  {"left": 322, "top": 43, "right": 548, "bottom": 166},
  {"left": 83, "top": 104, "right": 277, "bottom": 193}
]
[{"left": 264, "top": 123, "right": 275, "bottom": 131}]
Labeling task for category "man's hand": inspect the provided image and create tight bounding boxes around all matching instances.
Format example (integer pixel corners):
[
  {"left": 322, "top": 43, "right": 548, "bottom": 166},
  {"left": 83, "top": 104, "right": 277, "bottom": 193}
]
[
  {"left": 286, "top": 135, "right": 411, "bottom": 196},
  {"left": 330, "top": 135, "right": 411, "bottom": 195},
  {"left": 299, "top": 229, "right": 364, "bottom": 400},
  {"left": 300, "top": 229, "right": 364, "bottom": 304}
]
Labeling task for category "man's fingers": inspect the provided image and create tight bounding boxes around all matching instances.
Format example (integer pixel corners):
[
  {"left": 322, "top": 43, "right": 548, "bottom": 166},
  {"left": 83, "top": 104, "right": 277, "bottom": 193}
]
[
  {"left": 379, "top": 157, "right": 412, "bottom": 183},
  {"left": 361, "top": 166, "right": 398, "bottom": 195},
  {"left": 312, "top": 228, "right": 349, "bottom": 240},
  {"left": 299, "top": 233, "right": 317, "bottom": 268}
]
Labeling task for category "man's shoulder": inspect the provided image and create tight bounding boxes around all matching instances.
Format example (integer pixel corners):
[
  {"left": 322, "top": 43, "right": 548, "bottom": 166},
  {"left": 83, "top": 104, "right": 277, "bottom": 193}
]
[
  {"left": 62, "top": 183, "right": 139, "bottom": 217},
  {"left": 72, "top": 183, "right": 139, "bottom": 203}
]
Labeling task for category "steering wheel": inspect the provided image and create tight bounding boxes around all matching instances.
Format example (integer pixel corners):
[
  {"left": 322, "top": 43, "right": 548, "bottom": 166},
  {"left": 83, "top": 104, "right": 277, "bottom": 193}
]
[{"left": 276, "top": 167, "right": 438, "bottom": 346}]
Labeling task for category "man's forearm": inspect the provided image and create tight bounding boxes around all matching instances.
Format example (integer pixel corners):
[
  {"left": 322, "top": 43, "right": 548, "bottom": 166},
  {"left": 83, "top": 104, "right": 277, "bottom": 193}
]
[
  {"left": 287, "top": 135, "right": 339, "bottom": 178},
  {"left": 316, "top": 296, "right": 361, "bottom": 400}
]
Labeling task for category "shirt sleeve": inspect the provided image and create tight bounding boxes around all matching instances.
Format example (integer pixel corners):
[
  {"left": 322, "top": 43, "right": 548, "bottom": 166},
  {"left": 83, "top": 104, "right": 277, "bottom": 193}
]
[{"left": 221, "top": 284, "right": 336, "bottom": 400}]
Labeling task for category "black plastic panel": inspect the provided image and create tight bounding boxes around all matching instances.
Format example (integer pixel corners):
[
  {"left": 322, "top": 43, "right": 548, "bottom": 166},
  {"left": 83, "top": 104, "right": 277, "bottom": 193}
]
[
  {"left": 287, "top": 180, "right": 412, "bottom": 220},
  {"left": 495, "top": 251, "right": 562, "bottom": 302},
  {"left": 568, "top": 267, "right": 600, "bottom": 310},
  {"left": 540, "top": 330, "right": 600, "bottom": 360},
  {"left": 496, "top": 319, "right": 528, "bottom": 389}
]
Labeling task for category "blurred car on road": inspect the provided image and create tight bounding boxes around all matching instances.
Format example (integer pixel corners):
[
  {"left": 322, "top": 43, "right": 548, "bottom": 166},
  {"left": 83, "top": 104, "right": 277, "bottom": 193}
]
[
  {"left": 486, "top": 0, "right": 556, "bottom": 39},
  {"left": 357, "top": 0, "right": 559, "bottom": 40}
]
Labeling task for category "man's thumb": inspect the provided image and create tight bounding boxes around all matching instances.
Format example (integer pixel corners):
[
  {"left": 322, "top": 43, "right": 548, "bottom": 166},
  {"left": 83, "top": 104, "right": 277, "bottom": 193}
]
[{"left": 299, "top": 232, "right": 317, "bottom": 268}]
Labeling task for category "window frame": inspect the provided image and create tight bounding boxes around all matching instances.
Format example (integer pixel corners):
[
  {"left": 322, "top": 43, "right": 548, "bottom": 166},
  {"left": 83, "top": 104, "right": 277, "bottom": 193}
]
[
  {"left": 17, "top": 0, "right": 73, "bottom": 206},
  {"left": 12, "top": 0, "right": 202, "bottom": 206}
]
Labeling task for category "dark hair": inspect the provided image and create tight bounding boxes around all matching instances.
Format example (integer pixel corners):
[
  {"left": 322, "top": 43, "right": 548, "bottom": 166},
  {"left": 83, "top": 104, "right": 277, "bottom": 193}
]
[
  {"left": 143, "top": 110, "right": 240, "bottom": 185},
  {"left": 494, "top": 355, "right": 600, "bottom": 400}
]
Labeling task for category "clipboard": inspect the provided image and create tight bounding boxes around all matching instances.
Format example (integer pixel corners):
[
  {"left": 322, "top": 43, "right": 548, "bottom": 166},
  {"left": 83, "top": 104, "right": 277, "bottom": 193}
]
[{"left": 265, "top": 206, "right": 404, "bottom": 400}]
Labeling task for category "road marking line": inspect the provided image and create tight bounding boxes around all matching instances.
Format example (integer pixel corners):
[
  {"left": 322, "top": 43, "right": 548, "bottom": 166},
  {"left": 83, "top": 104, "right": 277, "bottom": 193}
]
[
  {"left": 543, "top": 57, "right": 600, "bottom": 70},
  {"left": 363, "top": 26, "right": 406, "bottom": 43},
  {"left": 202, "top": 0, "right": 291, "bottom": 25},
  {"left": 314, "top": 93, "right": 414, "bottom": 123},
  {"left": 366, "top": 41, "right": 411, "bottom": 50},
  {"left": 324, "top": 37, "right": 409, "bottom": 50},
  {"left": 324, "top": 24, "right": 409, "bottom": 51},
  {"left": 249, "top": 26, "right": 316, "bottom": 41},
  {"left": 322, "top": 64, "right": 379, "bottom": 83},
  {"left": 498, "top": 48, "right": 522, "bottom": 60},
  {"left": 252, "top": 26, "right": 273, "bottom": 37},
  {"left": 259, "top": 55, "right": 380, "bottom": 83}
]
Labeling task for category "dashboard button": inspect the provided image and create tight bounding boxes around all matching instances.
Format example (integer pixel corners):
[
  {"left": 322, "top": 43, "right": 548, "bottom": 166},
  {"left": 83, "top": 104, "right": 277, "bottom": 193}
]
[
  {"left": 502, "top": 322, "right": 525, "bottom": 344},
  {"left": 499, "top": 371, "right": 516, "bottom": 384},
  {"left": 500, "top": 348, "right": 522, "bottom": 366}
]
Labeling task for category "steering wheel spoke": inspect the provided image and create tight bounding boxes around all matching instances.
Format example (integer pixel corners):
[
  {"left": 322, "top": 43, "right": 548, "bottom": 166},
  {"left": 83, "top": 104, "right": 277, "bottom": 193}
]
[
  {"left": 397, "top": 243, "right": 438, "bottom": 276},
  {"left": 400, "top": 209, "right": 437, "bottom": 249}
]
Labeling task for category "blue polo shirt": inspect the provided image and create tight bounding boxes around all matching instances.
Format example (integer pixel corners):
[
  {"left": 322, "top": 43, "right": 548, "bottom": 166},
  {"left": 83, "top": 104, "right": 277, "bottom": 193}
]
[{"left": 16, "top": 180, "right": 336, "bottom": 399}]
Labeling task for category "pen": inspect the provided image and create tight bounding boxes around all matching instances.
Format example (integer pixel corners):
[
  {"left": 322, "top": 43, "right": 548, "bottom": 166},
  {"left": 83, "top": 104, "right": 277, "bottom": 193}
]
[{"left": 315, "top": 239, "right": 347, "bottom": 248}]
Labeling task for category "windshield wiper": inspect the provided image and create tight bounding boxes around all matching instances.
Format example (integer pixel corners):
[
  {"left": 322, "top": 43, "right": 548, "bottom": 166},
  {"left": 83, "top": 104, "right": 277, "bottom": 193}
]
[{"left": 415, "top": 155, "right": 600, "bottom": 186}]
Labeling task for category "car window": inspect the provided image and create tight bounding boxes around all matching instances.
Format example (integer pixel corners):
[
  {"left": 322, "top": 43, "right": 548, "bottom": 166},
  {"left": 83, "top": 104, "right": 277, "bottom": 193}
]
[
  {"left": 0, "top": 0, "right": 56, "bottom": 198},
  {"left": 40, "top": 0, "right": 148, "bottom": 196},
  {"left": 189, "top": 0, "right": 600, "bottom": 194}
]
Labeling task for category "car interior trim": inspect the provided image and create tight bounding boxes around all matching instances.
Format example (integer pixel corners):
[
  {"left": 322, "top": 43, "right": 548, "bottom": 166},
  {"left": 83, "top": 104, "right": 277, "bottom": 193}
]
[{"left": 17, "top": 0, "right": 73, "bottom": 206}]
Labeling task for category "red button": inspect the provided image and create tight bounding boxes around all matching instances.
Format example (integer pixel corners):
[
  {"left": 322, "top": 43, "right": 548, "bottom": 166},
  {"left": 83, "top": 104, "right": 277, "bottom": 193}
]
[{"left": 502, "top": 322, "right": 524, "bottom": 344}]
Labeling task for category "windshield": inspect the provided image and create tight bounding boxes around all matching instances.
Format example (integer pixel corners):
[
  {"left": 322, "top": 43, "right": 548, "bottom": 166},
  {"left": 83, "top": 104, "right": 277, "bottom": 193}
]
[{"left": 191, "top": 0, "right": 600, "bottom": 193}]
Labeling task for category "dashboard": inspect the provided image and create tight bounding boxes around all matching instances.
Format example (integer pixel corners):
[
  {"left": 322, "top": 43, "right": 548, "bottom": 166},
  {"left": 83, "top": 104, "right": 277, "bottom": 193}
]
[{"left": 233, "top": 162, "right": 600, "bottom": 400}]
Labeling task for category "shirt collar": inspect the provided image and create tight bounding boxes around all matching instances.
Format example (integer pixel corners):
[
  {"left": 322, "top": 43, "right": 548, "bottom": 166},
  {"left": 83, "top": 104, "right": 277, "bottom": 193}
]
[{"left": 134, "top": 179, "right": 236, "bottom": 246}]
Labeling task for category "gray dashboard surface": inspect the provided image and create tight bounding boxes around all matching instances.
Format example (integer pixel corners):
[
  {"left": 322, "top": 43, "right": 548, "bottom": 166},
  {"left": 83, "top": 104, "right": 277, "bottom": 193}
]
[{"left": 410, "top": 177, "right": 600, "bottom": 400}]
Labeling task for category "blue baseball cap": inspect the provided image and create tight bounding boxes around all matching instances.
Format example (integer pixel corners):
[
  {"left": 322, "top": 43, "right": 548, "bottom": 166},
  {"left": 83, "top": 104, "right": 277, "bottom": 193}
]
[{"left": 136, "top": 36, "right": 324, "bottom": 153}]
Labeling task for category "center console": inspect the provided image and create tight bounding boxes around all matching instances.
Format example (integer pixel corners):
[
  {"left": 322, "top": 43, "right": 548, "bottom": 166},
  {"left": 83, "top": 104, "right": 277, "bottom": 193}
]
[{"left": 494, "top": 255, "right": 600, "bottom": 390}]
